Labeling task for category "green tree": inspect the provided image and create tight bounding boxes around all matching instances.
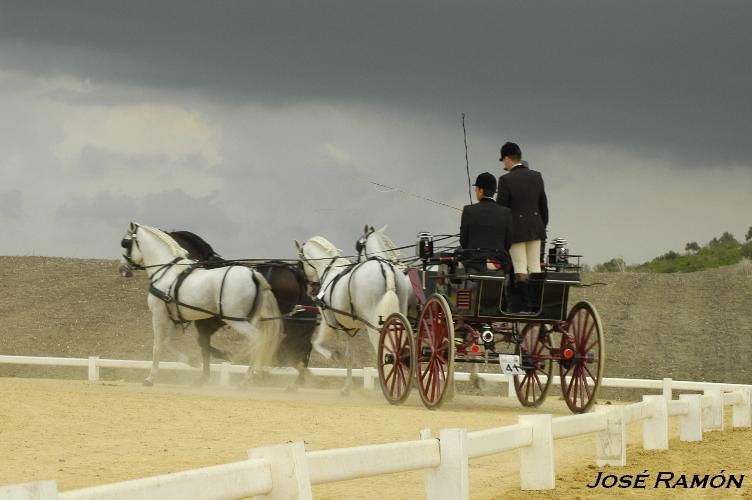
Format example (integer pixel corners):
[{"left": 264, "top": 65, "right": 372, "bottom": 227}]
[
  {"left": 685, "top": 241, "right": 700, "bottom": 254},
  {"left": 746, "top": 226, "right": 752, "bottom": 242},
  {"left": 719, "top": 231, "right": 738, "bottom": 245},
  {"left": 742, "top": 241, "right": 752, "bottom": 259}
]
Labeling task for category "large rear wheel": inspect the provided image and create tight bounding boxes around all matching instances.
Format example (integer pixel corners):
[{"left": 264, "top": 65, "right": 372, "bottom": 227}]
[
  {"left": 559, "top": 301, "right": 605, "bottom": 413},
  {"left": 513, "top": 323, "right": 554, "bottom": 407},
  {"left": 377, "top": 313, "right": 414, "bottom": 404},
  {"left": 416, "top": 294, "right": 455, "bottom": 409}
]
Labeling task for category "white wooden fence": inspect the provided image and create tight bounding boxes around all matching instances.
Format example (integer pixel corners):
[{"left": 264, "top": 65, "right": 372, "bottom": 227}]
[{"left": 1, "top": 354, "right": 751, "bottom": 499}]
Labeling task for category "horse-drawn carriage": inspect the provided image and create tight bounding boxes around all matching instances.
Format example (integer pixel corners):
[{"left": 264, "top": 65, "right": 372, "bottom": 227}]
[
  {"left": 119, "top": 222, "right": 603, "bottom": 414},
  {"left": 376, "top": 233, "right": 604, "bottom": 413}
]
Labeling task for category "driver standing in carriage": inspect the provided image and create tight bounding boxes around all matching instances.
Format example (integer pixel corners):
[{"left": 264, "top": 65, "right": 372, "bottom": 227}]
[{"left": 459, "top": 172, "right": 513, "bottom": 273}]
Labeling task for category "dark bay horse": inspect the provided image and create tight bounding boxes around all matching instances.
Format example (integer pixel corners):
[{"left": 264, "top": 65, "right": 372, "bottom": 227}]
[{"left": 169, "top": 231, "right": 317, "bottom": 384}]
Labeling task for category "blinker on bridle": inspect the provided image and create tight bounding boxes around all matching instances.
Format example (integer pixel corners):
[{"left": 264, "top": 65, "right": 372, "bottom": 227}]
[{"left": 121, "top": 229, "right": 143, "bottom": 270}]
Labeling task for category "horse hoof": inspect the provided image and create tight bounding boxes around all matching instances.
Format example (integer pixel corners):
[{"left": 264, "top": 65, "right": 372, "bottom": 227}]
[
  {"left": 142, "top": 379, "right": 154, "bottom": 387},
  {"left": 193, "top": 377, "right": 208, "bottom": 387},
  {"left": 340, "top": 387, "right": 351, "bottom": 397},
  {"left": 285, "top": 384, "right": 299, "bottom": 393}
]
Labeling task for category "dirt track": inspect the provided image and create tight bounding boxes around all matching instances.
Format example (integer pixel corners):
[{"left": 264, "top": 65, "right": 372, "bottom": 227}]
[{"left": 2, "top": 378, "right": 751, "bottom": 499}]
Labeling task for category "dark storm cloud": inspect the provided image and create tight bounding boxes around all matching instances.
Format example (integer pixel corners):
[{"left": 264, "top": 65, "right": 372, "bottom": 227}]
[
  {"left": 1, "top": 1, "right": 751, "bottom": 165},
  {"left": 55, "top": 190, "right": 235, "bottom": 256}
]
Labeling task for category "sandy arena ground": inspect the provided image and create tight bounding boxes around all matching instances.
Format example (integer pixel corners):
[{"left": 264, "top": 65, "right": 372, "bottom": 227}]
[{"left": 1, "top": 378, "right": 751, "bottom": 499}]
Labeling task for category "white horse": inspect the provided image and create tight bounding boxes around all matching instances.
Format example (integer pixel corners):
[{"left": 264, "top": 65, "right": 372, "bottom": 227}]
[
  {"left": 117, "top": 222, "right": 282, "bottom": 386},
  {"left": 295, "top": 236, "right": 412, "bottom": 394},
  {"left": 356, "top": 224, "right": 403, "bottom": 267}
]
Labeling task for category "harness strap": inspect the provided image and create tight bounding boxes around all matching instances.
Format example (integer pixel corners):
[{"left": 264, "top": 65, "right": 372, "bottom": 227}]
[
  {"left": 149, "top": 265, "right": 268, "bottom": 323},
  {"left": 218, "top": 266, "right": 233, "bottom": 319},
  {"left": 172, "top": 265, "right": 196, "bottom": 324}
]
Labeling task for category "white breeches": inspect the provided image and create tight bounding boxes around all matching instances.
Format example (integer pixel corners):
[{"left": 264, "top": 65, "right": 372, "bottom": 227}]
[{"left": 509, "top": 240, "right": 541, "bottom": 274}]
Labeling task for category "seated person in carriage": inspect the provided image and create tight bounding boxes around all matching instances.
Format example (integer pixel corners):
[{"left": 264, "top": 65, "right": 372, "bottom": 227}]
[{"left": 459, "top": 172, "right": 513, "bottom": 273}]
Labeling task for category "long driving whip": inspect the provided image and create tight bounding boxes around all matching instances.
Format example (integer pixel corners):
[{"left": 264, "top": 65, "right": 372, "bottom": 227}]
[{"left": 462, "top": 113, "right": 472, "bottom": 204}]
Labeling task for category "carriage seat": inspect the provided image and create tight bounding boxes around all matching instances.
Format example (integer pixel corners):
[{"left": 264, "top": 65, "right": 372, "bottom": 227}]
[{"left": 453, "top": 248, "right": 508, "bottom": 279}]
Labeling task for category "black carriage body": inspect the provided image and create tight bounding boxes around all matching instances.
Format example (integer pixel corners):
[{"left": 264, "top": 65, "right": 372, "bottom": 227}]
[{"left": 418, "top": 267, "right": 580, "bottom": 322}]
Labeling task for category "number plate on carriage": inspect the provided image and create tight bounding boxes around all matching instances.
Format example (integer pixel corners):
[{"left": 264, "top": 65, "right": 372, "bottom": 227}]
[{"left": 498, "top": 354, "right": 525, "bottom": 375}]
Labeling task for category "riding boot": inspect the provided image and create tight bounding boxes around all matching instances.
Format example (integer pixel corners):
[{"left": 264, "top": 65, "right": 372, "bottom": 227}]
[
  {"left": 506, "top": 280, "right": 525, "bottom": 313},
  {"left": 524, "top": 280, "right": 539, "bottom": 313}
]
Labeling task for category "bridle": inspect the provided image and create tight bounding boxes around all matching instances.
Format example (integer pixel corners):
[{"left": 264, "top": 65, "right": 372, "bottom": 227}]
[
  {"left": 121, "top": 224, "right": 143, "bottom": 271},
  {"left": 120, "top": 224, "right": 181, "bottom": 276},
  {"left": 297, "top": 241, "right": 342, "bottom": 295},
  {"left": 355, "top": 227, "right": 374, "bottom": 261}
]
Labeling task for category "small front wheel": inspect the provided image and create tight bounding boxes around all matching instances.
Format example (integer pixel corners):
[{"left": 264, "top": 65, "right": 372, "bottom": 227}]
[
  {"left": 377, "top": 313, "right": 414, "bottom": 404},
  {"left": 513, "top": 324, "right": 554, "bottom": 407}
]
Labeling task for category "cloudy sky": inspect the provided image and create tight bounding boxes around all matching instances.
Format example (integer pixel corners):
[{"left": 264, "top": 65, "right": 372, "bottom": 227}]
[{"left": 1, "top": 1, "right": 751, "bottom": 265}]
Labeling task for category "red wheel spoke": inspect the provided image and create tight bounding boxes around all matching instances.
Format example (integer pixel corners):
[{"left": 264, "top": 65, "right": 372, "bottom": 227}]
[
  {"left": 583, "top": 364, "right": 597, "bottom": 382},
  {"left": 584, "top": 338, "right": 599, "bottom": 354}
]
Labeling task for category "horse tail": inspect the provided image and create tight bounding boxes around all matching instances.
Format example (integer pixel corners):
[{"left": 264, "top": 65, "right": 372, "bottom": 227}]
[
  {"left": 248, "top": 272, "right": 283, "bottom": 371},
  {"left": 371, "top": 263, "right": 399, "bottom": 350}
]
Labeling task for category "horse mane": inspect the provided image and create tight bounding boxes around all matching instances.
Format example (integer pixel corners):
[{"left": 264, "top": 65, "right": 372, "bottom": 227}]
[
  {"left": 170, "top": 230, "right": 221, "bottom": 260},
  {"left": 369, "top": 229, "right": 401, "bottom": 261},
  {"left": 140, "top": 225, "right": 190, "bottom": 259},
  {"left": 307, "top": 236, "right": 341, "bottom": 257}
]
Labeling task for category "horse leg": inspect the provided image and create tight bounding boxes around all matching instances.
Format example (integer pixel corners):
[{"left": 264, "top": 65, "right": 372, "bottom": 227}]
[
  {"left": 223, "top": 319, "right": 272, "bottom": 387},
  {"left": 469, "top": 363, "right": 485, "bottom": 390},
  {"left": 144, "top": 311, "right": 173, "bottom": 386},
  {"left": 195, "top": 326, "right": 212, "bottom": 385},
  {"left": 194, "top": 318, "right": 226, "bottom": 385},
  {"left": 311, "top": 320, "right": 339, "bottom": 361},
  {"left": 340, "top": 335, "right": 353, "bottom": 396}
]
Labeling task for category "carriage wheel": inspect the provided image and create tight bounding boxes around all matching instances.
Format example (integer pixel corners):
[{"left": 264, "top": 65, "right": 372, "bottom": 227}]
[
  {"left": 416, "top": 294, "right": 455, "bottom": 409},
  {"left": 513, "top": 324, "right": 554, "bottom": 407},
  {"left": 377, "top": 313, "right": 414, "bottom": 404},
  {"left": 559, "top": 301, "right": 605, "bottom": 413}
]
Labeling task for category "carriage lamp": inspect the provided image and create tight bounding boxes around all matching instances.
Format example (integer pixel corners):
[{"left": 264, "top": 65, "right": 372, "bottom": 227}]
[
  {"left": 547, "top": 238, "right": 570, "bottom": 271},
  {"left": 416, "top": 231, "right": 434, "bottom": 260}
]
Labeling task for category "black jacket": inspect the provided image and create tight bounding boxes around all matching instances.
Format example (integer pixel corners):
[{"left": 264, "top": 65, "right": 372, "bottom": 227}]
[
  {"left": 460, "top": 198, "right": 513, "bottom": 262},
  {"left": 497, "top": 165, "right": 548, "bottom": 243}
]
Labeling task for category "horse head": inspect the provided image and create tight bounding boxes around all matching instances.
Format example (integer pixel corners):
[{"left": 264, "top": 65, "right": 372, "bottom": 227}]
[
  {"left": 295, "top": 236, "right": 345, "bottom": 289},
  {"left": 118, "top": 221, "right": 141, "bottom": 277},
  {"left": 359, "top": 224, "right": 400, "bottom": 263},
  {"left": 117, "top": 222, "right": 189, "bottom": 277}
]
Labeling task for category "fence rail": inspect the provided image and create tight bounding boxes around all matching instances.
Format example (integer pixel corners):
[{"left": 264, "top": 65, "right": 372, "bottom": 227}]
[{"left": 1, "top": 354, "right": 751, "bottom": 499}]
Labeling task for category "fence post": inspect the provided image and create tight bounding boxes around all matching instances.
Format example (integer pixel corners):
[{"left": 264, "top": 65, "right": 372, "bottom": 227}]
[
  {"left": 219, "top": 362, "right": 231, "bottom": 387},
  {"left": 247, "top": 442, "right": 312, "bottom": 499},
  {"left": 519, "top": 414, "right": 555, "bottom": 490},
  {"left": 642, "top": 395, "right": 668, "bottom": 450},
  {"left": 732, "top": 389, "right": 752, "bottom": 428},
  {"left": 362, "top": 367, "right": 377, "bottom": 391},
  {"left": 702, "top": 389, "right": 724, "bottom": 432},
  {"left": 0, "top": 481, "right": 58, "bottom": 499},
  {"left": 679, "top": 394, "right": 702, "bottom": 442},
  {"left": 662, "top": 378, "right": 672, "bottom": 402},
  {"left": 596, "top": 407, "right": 626, "bottom": 466},
  {"left": 424, "top": 428, "right": 469, "bottom": 500},
  {"left": 87, "top": 356, "right": 100, "bottom": 382}
]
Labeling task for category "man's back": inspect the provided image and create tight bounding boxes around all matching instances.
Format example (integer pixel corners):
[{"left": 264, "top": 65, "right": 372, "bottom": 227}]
[
  {"left": 460, "top": 198, "right": 513, "bottom": 257},
  {"left": 497, "top": 165, "right": 548, "bottom": 243}
]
